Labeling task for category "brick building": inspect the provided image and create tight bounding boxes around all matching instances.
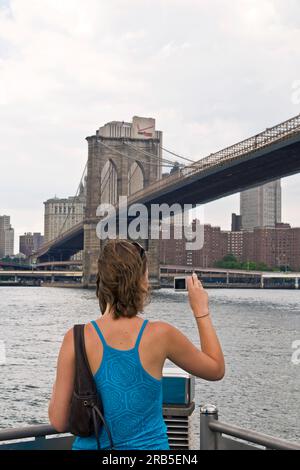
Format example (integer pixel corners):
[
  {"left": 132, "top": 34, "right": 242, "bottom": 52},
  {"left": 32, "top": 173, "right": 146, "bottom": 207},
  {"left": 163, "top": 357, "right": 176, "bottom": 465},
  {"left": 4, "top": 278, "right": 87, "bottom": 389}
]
[{"left": 160, "top": 220, "right": 300, "bottom": 271}]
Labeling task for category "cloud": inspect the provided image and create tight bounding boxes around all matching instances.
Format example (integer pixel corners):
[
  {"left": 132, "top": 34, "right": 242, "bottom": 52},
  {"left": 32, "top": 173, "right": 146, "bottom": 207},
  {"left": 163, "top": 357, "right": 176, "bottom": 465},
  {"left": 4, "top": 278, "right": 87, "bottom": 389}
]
[{"left": 0, "top": 0, "right": 299, "bottom": 249}]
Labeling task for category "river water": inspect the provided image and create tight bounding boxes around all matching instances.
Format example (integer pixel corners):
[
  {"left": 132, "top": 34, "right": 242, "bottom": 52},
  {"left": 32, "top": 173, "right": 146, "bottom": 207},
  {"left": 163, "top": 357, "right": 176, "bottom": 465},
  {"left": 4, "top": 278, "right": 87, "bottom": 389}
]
[{"left": 0, "top": 286, "right": 299, "bottom": 449}]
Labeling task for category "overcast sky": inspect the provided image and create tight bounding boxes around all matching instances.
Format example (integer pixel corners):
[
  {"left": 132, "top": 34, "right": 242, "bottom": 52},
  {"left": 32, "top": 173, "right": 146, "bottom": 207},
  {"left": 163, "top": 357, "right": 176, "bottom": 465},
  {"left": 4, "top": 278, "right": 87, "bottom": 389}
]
[{"left": 1, "top": 0, "right": 300, "bottom": 249}]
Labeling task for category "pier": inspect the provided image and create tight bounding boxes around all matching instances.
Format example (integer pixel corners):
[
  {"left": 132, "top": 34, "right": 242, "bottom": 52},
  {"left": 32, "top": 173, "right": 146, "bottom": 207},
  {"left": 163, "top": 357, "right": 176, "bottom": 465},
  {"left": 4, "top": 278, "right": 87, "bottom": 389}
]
[
  {"left": 1, "top": 266, "right": 300, "bottom": 288},
  {"left": 161, "top": 266, "right": 300, "bottom": 289}
]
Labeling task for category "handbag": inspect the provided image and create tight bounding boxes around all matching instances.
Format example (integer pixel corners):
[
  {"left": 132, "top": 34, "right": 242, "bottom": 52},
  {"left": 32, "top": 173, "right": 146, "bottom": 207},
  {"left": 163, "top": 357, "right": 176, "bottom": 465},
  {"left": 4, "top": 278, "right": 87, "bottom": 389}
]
[{"left": 68, "top": 324, "right": 115, "bottom": 450}]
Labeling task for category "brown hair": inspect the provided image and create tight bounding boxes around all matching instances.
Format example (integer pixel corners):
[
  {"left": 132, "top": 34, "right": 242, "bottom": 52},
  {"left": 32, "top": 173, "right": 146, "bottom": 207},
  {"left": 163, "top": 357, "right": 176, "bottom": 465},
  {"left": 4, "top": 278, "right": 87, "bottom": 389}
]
[{"left": 96, "top": 239, "right": 149, "bottom": 319}]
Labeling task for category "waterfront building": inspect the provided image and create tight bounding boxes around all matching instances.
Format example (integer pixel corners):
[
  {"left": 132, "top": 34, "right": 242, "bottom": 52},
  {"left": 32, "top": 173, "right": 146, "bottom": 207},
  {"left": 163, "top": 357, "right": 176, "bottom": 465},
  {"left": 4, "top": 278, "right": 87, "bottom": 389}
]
[
  {"left": 19, "top": 232, "right": 44, "bottom": 257},
  {"left": 160, "top": 219, "right": 300, "bottom": 271},
  {"left": 160, "top": 221, "right": 227, "bottom": 268},
  {"left": 226, "top": 230, "right": 244, "bottom": 262},
  {"left": 0, "top": 215, "right": 14, "bottom": 258},
  {"left": 44, "top": 181, "right": 86, "bottom": 244}
]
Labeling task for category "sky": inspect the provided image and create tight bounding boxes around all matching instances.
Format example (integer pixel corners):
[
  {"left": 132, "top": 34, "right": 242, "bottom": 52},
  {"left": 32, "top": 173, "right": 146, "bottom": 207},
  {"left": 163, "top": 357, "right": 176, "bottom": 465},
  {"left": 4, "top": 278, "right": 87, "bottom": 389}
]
[{"left": 0, "top": 0, "right": 300, "bottom": 250}]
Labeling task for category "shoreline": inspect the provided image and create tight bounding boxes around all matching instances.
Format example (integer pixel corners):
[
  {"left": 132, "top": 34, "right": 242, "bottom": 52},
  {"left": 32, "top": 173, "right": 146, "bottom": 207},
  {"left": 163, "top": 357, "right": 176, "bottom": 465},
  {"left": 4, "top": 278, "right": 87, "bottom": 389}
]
[{"left": 1, "top": 282, "right": 299, "bottom": 290}]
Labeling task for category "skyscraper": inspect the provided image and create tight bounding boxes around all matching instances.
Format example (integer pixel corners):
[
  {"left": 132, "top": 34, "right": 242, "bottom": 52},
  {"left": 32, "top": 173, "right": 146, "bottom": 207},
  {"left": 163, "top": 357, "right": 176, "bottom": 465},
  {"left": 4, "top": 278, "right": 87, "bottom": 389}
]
[
  {"left": 44, "top": 180, "right": 86, "bottom": 243},
  {"left": 240, "top": 180, "right": 281, "bottom": 230},
  {"left": 0, "top": 215, "right": 14, "bottom": 257},
  {"left": 231, "top": 213, "right": 242, "bottom": 232}
]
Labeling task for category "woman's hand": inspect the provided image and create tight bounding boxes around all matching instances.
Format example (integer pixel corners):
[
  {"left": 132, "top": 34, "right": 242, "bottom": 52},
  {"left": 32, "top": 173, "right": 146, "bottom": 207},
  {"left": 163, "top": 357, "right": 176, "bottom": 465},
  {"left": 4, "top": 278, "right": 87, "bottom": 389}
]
[{"left": 187, "top": 273, "right": 209, "bottom": 317}]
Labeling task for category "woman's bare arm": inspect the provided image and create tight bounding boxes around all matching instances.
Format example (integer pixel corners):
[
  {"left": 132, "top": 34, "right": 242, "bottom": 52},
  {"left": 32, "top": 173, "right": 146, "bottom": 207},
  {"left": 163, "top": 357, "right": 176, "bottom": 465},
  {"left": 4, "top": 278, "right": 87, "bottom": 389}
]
[
  {"left": 48, "top": 328, "right": 75, "bottom": 432},
  {"left": 163, "top": 274, "right": 225, "bottom": 381}
]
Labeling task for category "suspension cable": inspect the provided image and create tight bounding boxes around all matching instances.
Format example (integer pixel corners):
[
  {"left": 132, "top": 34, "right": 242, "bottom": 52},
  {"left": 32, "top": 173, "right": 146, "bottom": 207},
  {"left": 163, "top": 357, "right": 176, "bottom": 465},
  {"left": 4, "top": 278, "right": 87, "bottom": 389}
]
[
  {"left": 128, "top": 161, "right": 142, "bottom": 195},
  {"left": 123, "top": 140, "right": 184, "bottom": 167},
  {"left": 97, "top": 139, "right": 179, "bottom": 168},
  {"left": 99, "top": 162, "right": 115, "bottom": 202},
  {"left": 160, "top": 146, "right": 196, "bottom": 164}
]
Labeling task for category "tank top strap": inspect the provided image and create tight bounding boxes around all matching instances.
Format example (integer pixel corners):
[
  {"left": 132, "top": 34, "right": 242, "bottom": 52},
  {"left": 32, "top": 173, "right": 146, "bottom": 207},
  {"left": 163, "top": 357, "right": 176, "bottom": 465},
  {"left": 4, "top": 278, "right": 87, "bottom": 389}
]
[
  {"left": 91, "top": 320, "right": 107, "bottom": 348},
  {"left": 134, "top": 319, "right": 149, "bottom": 349}
]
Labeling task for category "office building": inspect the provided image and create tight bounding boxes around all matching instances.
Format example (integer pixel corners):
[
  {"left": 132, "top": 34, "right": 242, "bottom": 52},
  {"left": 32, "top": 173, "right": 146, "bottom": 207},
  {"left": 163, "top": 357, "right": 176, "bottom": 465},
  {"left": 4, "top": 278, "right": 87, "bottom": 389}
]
[
  {"left": 240, "top": 180, "right": 281, "bottom": 230},
  {"left": 0, "top": 215, "right": 14, "bottom": 257}
]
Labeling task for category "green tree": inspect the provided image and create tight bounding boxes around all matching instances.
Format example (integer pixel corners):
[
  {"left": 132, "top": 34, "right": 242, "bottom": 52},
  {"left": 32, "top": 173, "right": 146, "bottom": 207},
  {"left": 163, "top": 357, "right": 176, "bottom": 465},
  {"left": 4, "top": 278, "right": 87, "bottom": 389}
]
[{"left": 214, "top": 255, "right": 274, "bottom": 272}]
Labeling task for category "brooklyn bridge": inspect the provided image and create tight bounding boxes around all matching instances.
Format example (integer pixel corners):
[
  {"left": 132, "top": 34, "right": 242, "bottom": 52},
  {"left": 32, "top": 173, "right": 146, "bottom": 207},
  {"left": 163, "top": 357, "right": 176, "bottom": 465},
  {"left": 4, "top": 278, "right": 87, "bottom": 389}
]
[{"left": 32, "top": 114, "right": 300, "bottom": 287}]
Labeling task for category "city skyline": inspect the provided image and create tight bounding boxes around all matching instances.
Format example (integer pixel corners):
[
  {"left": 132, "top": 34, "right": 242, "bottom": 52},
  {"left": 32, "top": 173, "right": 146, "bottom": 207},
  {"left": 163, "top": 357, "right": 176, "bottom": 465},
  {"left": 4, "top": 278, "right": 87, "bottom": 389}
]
[{"left": 0, "top": 1, "right": 300, "bottom": 247}]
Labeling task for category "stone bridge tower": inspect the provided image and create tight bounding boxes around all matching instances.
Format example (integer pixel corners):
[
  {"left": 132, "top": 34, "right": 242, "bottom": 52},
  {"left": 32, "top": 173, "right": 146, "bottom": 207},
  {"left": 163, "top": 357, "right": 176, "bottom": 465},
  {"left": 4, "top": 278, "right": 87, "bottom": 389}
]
[{"left": 83, "top": 116, "right": 162, "bottom": 288}]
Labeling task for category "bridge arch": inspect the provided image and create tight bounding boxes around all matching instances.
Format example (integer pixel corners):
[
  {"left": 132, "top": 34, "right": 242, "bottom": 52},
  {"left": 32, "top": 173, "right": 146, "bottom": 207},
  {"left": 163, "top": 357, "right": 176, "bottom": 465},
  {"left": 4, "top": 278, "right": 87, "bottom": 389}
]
[
  {"left": 128, "top": 161, "right": 145, "bottom": 196},
  {"left": 100, "top": 159, "right": 118, "bottom": 205}
]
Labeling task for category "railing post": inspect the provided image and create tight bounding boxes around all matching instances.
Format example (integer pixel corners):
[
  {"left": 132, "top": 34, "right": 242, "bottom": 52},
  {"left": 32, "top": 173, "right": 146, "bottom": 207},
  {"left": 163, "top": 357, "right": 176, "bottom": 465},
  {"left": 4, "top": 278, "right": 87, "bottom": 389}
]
[
  {"left": 260, "top": 274, "right": 264, "bottom": 288},
  {"left": 200, "top": 404, "right": 219, "bottom": 450}
]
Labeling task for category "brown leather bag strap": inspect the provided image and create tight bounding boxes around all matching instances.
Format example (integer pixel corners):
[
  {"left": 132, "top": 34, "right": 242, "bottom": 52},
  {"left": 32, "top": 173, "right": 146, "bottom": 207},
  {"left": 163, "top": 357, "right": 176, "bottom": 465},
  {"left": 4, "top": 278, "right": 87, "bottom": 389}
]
[
  {"left": 93, "top": 405, "right": 114, "bottom": 450},
  {"left": 73, "top": 324, "right": 114, "bottom": 450},
  {"left": 73, "top": 324, "right": 97, "bottom": 396}
]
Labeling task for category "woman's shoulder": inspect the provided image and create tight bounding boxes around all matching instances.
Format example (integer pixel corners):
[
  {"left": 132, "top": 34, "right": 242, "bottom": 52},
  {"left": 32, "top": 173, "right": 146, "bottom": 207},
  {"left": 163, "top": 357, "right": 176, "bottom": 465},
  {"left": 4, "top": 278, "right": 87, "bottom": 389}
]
[
  {"left": 146, "top": 319, "right": 173, "bottom": 338},
  {"left": 146, "top": 320, "right": 177, "bottom": 357},
  {"left": 147, "top": 319, "right": 184, "bottom": 343},
  {"left": 61, "top": 323, "right": 91, "bottom": 350},
  {"left": 62, "top": 326, "right": 75, "bottom": 343},
  {"left": 56, "top": 327, "right": 75, "bottom": 362}
]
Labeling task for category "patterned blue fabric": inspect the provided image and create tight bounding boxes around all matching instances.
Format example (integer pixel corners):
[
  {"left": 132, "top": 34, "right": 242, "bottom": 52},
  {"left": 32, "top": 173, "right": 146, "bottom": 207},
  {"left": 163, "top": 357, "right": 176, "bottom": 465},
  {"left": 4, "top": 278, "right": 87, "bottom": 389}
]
[{"left": 72, "top": 319, "right": 170, "bottom": 450}]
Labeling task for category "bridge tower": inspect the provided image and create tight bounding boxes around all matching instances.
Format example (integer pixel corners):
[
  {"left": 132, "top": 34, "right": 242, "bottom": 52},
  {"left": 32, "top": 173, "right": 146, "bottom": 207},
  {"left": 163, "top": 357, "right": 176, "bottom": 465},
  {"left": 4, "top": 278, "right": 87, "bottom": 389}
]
[{"left": 83, "top": 116, "right": 162, "bottom": 288}]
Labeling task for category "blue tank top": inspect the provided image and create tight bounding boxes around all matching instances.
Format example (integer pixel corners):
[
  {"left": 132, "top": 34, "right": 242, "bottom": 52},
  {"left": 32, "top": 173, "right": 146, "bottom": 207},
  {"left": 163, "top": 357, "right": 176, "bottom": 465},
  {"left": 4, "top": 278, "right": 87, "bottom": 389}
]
[{"left": 72, "top": 318, "right": 170, "bottom": 450}]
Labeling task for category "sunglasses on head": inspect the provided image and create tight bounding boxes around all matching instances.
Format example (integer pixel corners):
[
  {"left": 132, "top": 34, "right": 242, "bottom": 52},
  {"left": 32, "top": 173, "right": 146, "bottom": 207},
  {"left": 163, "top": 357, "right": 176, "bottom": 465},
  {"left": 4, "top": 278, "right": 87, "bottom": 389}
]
[{"left": 131, "top": 241, "right": 146, "bottom": 260}]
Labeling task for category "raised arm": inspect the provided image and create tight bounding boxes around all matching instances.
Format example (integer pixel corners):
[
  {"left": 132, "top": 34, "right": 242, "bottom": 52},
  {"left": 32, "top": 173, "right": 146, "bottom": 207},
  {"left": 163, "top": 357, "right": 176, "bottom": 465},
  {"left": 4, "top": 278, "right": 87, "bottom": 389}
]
[{"left": 163, "top": 273, "right": 225, "bottom": 381}]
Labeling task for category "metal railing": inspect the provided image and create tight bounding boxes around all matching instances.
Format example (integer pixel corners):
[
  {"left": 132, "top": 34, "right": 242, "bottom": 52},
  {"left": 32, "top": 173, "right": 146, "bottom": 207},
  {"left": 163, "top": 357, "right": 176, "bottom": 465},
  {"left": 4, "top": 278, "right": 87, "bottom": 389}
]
[
  {"left": 0, "top": 405, "right": 195, "bottom": 450},
  {"left": 1, "top": 404, "right": 299, "bottom": 450},
  {"left": 200, "top": 404, "right": 300, "bottom": 450},
  {"left": 0, "top": 424, "right": 74, "bottom": 450}
]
